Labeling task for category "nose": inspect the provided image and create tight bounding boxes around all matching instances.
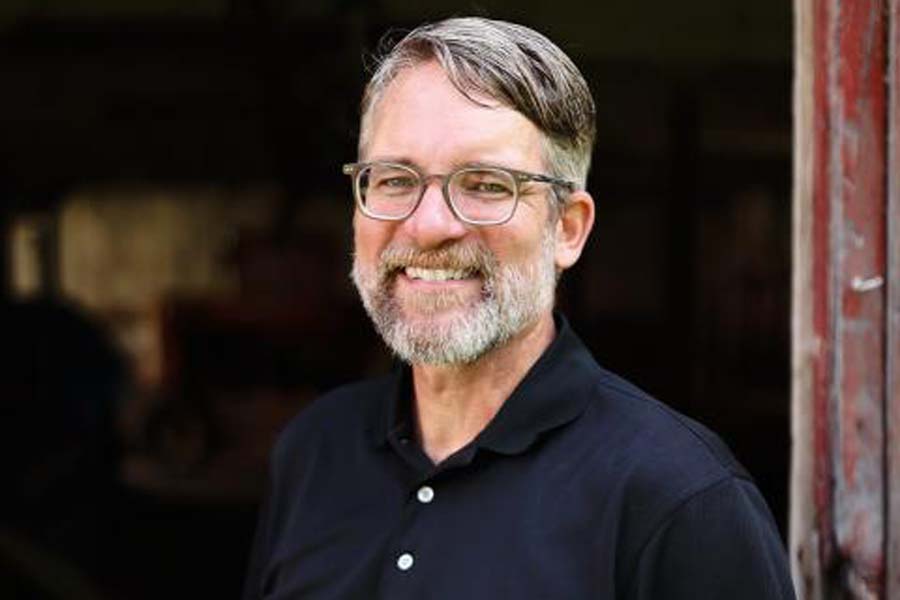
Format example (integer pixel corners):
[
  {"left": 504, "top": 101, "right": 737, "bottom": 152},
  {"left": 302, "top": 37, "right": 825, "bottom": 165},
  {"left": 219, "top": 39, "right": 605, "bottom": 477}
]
[{"left": 399, "top": 178, "right": 469, "bottom": 249}]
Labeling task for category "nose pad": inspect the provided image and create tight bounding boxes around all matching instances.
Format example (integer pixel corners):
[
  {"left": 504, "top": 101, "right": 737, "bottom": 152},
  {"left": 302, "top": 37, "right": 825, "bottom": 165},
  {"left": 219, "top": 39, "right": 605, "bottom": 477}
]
[
  {"left": 402, "top": 179, "right": 468, "bottom": 247},
  {"left": 419, "top": 178, "right": 454, "bottom": 216}
]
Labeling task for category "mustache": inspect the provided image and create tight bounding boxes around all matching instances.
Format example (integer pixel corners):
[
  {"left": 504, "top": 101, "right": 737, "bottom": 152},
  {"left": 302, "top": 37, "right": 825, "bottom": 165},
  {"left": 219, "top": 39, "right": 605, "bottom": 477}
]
[{"left": 376, "top": 243, "right": 497, "bottom": 278}]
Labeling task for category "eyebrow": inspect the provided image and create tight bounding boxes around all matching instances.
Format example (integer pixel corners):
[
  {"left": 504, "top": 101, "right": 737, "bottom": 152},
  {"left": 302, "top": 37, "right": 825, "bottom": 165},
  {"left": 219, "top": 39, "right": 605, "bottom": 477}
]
[
  {"left": 460, "top": 160, "right": 515, "bottom": 171},
  {"left": 367, "top": 156, "right": 417, "bottom": 167}
]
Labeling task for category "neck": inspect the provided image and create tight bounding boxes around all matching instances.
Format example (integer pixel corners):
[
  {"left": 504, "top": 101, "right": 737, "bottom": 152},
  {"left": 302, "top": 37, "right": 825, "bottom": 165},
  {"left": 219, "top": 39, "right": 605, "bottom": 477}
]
[{"left": 410, "top": 311, "right": 556, "bottom": 464}]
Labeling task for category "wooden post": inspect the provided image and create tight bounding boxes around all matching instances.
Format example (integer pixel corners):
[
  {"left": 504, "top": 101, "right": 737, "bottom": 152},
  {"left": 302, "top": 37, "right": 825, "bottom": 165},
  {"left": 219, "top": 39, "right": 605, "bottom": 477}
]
[
  {"left": 886, "top": 1, "right": 900, "bottom": 596},
  {"left": 791, "top": 0, "right": 826, "bottom": 593},
  {"left": 792, "top": 0, "right": 890, "bottom": 597}
]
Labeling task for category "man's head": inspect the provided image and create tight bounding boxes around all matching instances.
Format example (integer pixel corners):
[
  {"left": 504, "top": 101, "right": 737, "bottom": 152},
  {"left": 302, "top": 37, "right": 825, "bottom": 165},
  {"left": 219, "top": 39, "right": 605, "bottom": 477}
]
[
  {"left": 359, "top": 17, "right": 596, "bottom": 193},
  {"left": 349, "top": 17, "right": 596, "bottom": 366}
]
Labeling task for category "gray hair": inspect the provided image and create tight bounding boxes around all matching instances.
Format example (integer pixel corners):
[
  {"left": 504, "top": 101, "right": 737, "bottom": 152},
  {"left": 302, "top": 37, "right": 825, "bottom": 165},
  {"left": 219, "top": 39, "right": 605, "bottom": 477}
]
[{"left": 358, "top": 17, "right": 596, "bottom": 193}]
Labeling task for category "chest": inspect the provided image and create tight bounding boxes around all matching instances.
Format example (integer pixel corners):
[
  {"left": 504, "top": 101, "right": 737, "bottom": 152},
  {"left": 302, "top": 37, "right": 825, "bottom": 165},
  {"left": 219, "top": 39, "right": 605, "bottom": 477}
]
[{"left": 261, "top": 446, "right": 628, "bottom": 600}]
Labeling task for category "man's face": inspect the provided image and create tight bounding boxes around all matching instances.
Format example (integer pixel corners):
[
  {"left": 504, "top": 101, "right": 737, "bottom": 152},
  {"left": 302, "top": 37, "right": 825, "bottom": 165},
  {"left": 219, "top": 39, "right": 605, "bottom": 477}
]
[{"left": 351, "top": 61, "right": 559, "bottom": 365}]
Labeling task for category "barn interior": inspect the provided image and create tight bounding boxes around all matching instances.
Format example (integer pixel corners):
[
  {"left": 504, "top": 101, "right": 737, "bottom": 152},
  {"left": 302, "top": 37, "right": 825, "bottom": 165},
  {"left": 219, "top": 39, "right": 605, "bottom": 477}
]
[{"left": 0, "top": 1, "right": 791, "bottom": 598}]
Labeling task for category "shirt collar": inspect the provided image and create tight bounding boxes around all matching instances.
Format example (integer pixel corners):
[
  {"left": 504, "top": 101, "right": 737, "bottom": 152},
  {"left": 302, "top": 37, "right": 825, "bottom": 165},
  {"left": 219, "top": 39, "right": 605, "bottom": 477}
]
[{"left": 370, "top": 312, "right": 598, "bottom": 456}]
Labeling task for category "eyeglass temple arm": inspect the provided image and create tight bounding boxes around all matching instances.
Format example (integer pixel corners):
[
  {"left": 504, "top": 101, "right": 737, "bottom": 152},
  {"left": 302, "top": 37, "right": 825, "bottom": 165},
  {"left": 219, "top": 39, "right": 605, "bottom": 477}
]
[{"left": 517, "top": 173, "right": 577, "bottom": 193}]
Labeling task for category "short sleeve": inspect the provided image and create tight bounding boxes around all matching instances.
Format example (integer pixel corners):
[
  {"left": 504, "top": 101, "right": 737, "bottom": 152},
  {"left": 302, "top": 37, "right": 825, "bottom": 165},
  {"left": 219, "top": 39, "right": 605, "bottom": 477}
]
[{"left": 625, "top": 476, "right": 796, "bottom": 600}]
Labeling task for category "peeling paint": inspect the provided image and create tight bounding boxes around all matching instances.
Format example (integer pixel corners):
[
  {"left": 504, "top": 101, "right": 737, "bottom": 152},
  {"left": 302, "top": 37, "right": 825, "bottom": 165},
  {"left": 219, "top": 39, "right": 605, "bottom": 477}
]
[{"left": 793, "top": 0, "right": 890, "bottom": 597}]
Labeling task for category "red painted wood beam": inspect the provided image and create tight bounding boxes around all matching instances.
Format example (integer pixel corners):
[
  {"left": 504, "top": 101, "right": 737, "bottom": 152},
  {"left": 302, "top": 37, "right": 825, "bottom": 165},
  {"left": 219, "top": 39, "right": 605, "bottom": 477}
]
[
  {"left": 809, "top": 0, "right": 835, "bottom": 573},
  {"left": 793, "top": 0, "right": 889, "bottom": 596},
  {"left": 830, "top": 0, "right": 887, "bottom": 594},
  {"left": 886, "top": 0, "right": 900, "bottom": 596}
]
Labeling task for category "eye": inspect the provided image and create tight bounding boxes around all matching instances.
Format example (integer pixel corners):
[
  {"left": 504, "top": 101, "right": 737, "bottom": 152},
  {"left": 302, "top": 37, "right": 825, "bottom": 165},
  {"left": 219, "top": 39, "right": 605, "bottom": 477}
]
[
  {"left": 474, "top": 181, "right": 511, "bottom": 194},
  {"left": 365, "top": 165, "right": 419, "bottom": 195},
  {"left": 380, "top": 176, "right": 417, "bottom": 189},
  {"left": 455, "top": 170, "right": 515, "bottom": 197}
]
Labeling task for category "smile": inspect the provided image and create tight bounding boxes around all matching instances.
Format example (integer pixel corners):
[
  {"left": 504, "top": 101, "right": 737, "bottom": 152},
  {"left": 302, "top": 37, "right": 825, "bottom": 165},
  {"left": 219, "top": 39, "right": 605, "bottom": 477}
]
[{"left": 404, "top": 267, "right": 475, "bottom": 281}]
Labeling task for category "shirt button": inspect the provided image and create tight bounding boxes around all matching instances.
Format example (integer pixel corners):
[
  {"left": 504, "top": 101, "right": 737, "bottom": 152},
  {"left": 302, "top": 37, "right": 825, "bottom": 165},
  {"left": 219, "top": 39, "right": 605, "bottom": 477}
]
[
  {"left": 396, "top": 552, "right": 414, "bottom": 571},
  {"left": 416, "top": 486, "right": 435, "bottom": 504}
]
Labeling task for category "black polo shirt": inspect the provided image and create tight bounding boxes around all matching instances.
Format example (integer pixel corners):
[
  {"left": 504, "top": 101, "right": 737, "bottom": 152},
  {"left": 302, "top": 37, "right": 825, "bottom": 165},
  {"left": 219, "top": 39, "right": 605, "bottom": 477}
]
[{"left": 243, "top": 315, "right": 795, "bottom": 599}]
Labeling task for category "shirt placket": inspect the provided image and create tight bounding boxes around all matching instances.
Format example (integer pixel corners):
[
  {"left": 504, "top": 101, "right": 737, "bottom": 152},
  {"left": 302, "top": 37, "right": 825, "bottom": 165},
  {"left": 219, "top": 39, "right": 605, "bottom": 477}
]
[{"left": 378, "top": 442, "right": 476, "bottom": 599}]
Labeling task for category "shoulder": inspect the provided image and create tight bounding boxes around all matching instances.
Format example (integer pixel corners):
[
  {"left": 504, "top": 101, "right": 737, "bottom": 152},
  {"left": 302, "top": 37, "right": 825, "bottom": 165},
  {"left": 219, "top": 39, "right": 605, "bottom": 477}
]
[
  {"left": 269, "top": 373, "right": 394, "bottom": 471},
  {"left": 585, "top": 365, "right": 749, "bottom": 485},
  {"left": 567, "top": 367, "right": 791, "bottom": 594},
  {"left": 552, "top": 320, "right": 746, "bottom": 490},
  {"left": 568, "top": 364, "right": 760, "bottom": 536}
]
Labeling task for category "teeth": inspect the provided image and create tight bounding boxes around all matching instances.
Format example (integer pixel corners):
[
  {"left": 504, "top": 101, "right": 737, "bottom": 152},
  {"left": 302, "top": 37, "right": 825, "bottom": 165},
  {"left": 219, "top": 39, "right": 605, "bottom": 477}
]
[{"left": 405, "top": 267, "right": 472, "bottom": 281}]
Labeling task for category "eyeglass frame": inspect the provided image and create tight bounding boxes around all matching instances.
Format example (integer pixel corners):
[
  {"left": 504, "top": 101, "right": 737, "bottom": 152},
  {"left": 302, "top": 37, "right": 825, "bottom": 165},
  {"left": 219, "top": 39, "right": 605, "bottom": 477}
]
[{"left": 342, "top": 161, "right": 577, "bottom": 226}]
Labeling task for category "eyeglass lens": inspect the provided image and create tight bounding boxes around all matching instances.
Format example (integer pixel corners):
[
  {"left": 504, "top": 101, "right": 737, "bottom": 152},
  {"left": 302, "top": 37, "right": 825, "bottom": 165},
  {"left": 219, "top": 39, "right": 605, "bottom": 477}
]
[{"left": 357, "top": 164, "right": 517, "bottom": 223}]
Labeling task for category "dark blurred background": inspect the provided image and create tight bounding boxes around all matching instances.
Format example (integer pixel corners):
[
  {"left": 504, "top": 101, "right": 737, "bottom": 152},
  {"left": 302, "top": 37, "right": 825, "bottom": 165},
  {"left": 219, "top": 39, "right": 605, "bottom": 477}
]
[{"left": 0, "top": 1, "right": 791, "bottom": 598}]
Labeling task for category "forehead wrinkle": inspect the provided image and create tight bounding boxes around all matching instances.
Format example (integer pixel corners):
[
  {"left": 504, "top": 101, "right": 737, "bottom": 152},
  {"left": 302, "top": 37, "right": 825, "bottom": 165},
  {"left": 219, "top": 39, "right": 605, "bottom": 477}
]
[{"left": 365, "top": 64, "right": 543, "bottom": 171}]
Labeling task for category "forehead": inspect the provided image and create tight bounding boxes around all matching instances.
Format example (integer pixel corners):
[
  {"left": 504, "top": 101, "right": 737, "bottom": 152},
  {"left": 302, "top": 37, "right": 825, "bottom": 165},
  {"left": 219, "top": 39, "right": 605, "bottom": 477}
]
[{"left": 365, "top": 61, "right": 543, "bottom": 170}]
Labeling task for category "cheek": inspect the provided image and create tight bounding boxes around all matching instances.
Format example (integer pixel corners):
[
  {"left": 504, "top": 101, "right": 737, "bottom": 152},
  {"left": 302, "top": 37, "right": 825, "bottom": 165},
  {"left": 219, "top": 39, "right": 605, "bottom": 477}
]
[
  {"left": 353, "top": 217, "right": 392, "bottom": 264},
  {"left": 482, "top": 223, "right": 545, "bottom": 265}
]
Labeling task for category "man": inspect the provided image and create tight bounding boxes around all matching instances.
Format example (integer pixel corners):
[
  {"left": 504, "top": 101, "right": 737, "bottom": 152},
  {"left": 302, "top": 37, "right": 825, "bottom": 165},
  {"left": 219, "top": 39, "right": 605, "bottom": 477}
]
[{"left": 244, "top": 17, "right": 795, "bottom": 599}]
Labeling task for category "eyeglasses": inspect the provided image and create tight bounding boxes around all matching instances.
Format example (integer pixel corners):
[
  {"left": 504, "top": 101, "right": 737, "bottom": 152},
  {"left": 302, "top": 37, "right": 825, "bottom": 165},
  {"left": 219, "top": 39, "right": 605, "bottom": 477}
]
[{"left": 342, "top": 161, "right": 576, "bottom": 226}]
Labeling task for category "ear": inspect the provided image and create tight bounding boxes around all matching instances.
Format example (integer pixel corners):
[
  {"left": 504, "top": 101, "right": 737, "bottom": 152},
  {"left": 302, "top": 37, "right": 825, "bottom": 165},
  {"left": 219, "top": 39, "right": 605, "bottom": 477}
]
[{"left": 554, "top": 190, "right": 594, "bottom": 271}]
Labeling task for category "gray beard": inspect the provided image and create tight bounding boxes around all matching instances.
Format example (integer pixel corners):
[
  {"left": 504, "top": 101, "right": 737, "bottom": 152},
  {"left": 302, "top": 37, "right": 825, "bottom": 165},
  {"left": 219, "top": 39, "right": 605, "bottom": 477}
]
[{"left": 351, "top": 229, "right": 557, "bottom": 366}]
